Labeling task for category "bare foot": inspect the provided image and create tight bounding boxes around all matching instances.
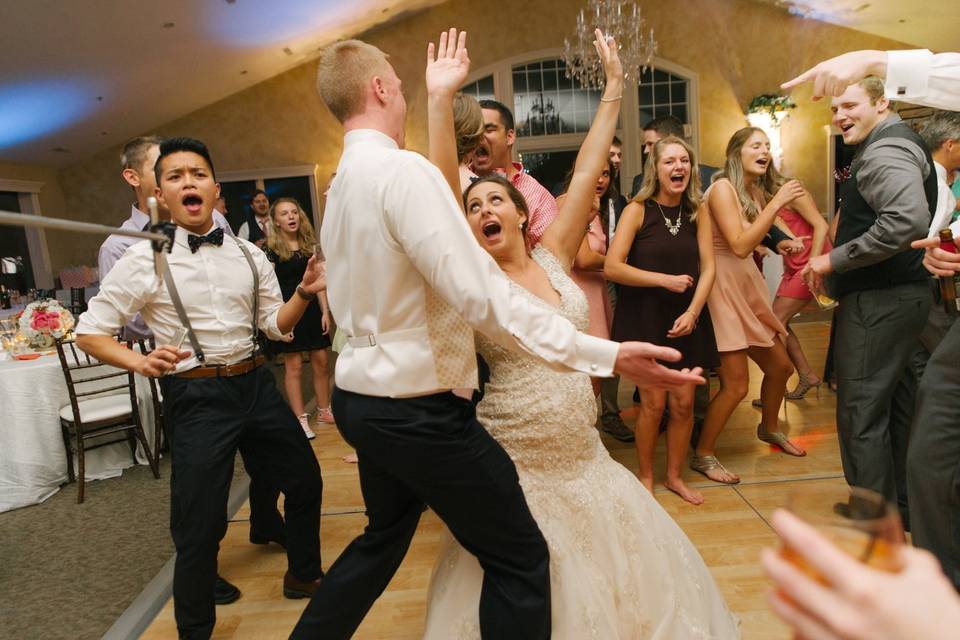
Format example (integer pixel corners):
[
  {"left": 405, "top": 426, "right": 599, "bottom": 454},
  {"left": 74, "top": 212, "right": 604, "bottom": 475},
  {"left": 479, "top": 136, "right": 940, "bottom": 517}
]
[
  {"left": 663, "top": 476, "right": 704, "bottom": 505},
  {"left": 342, "top": 452, "right": 358, "bottom": 464}
]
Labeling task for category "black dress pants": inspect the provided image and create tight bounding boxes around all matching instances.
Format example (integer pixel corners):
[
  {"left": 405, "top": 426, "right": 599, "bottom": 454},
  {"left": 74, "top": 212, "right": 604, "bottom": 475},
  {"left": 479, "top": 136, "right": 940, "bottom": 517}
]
[
  {"left": 908, "top": 314, "right": 960, "bottom": 589},
  {"left": 291, "top": 387, "right": 550, "bottom": 640},
  {"left": 834, "top": 281, "right": 930, "bottom": 526},
  {"left": 161, "top": 365, "right": 323, "bottom": 640}
]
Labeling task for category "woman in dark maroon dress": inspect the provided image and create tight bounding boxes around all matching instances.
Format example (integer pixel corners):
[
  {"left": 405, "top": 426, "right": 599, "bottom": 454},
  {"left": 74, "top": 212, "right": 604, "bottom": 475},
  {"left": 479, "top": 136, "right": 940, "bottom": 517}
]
[{"left": 606, "top": 136, "right": 719, "bottom": 505}]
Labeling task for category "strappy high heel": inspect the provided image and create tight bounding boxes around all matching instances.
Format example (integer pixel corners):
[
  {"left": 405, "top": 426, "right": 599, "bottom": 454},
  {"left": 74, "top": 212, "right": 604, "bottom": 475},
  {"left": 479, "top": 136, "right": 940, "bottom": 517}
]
[{"left": 785, "top": 374, "right": 822, "bottom": 401}]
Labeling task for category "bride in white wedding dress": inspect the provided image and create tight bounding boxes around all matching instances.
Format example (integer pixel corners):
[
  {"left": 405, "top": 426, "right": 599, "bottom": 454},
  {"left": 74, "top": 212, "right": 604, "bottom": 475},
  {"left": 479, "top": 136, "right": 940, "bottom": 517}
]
[{"left": 422, "top": 29, "right": 740, "bottom": 639}]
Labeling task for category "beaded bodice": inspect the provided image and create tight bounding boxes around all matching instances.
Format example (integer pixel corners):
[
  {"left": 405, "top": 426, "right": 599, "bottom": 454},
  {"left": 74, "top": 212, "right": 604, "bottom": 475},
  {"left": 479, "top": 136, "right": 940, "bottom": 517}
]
[{"left": 475, "top": 245, "right": 606, "bottom": 477}]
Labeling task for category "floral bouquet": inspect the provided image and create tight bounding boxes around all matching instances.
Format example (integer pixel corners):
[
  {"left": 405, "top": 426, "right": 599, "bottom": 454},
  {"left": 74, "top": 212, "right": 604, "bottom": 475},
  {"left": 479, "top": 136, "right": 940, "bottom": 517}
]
[{"left": 18, "top": 299, "right": 75, "bottom": 348}]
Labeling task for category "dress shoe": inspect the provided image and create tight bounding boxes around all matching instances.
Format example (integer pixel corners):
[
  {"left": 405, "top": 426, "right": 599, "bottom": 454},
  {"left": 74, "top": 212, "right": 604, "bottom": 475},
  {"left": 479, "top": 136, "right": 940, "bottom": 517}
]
[
  {"left": 215, "top": 575, "right": 241, "bottom": 605},
  {"left": 283, "top": 570, "right": 324, "bottom": 599},
  {"left": 250, "top": 530, "right": 287, "bottom": 549},
  {"left": 600, "top": 416, "right": 635, "bottom": 443}
]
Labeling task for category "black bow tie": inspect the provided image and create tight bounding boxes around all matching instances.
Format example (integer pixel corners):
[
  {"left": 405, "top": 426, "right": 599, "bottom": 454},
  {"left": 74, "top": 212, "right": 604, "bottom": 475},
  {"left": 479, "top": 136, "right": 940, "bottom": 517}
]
[{"left": 188, "top": 227, "right": 224, "bottom": 253}]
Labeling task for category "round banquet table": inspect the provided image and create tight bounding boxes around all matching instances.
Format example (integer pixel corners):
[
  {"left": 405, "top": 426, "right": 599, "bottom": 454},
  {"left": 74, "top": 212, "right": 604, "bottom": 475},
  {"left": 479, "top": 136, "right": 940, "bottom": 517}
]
[{"left": 0, "top": 351, "right": 156, "bottom": 513}]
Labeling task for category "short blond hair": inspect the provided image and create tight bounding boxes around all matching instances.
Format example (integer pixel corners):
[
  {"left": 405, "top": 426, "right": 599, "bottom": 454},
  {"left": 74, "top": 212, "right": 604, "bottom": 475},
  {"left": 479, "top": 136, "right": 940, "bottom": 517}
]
[
  {"left": 316, "top": 39, "right": 392, "bottom": 122},
  {"left": 453, "top": 93, "right": 484, "bottom": 161},
  {"left": 857, "top": 75, "right": 886, "bottom": 105}
]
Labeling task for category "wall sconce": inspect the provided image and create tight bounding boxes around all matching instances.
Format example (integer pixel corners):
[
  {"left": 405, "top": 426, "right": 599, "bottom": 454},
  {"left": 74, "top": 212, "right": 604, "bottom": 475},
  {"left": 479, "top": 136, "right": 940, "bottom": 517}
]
[{"left": 746, "top": 94, "right": 796, "bottom": 170}]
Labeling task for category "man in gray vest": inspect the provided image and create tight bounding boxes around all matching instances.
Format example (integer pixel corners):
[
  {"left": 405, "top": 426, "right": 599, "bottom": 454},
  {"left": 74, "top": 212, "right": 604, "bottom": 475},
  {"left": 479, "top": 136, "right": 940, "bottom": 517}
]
[{"left": 803, "top": 76, "right": 935, "bottom": 527}]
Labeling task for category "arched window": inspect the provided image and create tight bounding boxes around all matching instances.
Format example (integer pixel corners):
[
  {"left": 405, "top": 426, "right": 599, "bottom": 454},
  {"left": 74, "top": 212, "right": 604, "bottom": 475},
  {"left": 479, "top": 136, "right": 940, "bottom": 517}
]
[{"left": 461, "top": 53, "right": 697, "bottom": 194}]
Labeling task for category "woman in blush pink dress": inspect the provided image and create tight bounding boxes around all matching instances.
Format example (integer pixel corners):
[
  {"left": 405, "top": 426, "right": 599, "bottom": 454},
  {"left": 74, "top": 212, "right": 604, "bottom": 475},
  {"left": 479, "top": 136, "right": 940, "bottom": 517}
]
[{"left": 693, "top": 127, "right": 808, "bottom": 485}]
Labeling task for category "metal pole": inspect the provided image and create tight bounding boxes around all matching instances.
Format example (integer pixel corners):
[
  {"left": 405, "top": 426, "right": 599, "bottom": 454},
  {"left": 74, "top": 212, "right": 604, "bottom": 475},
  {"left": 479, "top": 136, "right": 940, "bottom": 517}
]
[{"left": 0, "top": 210, "right": 169, "bottom": 244}]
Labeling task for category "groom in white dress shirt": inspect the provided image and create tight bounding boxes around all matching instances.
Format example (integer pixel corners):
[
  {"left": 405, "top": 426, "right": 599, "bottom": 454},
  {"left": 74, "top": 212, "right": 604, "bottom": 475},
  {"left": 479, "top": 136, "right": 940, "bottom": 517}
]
[{"left": 292, "top": 34, "right": 705, "bottom": 639}]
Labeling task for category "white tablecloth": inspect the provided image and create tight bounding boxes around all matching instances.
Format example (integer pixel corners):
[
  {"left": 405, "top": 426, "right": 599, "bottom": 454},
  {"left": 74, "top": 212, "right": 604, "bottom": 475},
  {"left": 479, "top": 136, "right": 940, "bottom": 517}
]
[{"left": 0, "top": 352, "right": 156, "bottom": 513}]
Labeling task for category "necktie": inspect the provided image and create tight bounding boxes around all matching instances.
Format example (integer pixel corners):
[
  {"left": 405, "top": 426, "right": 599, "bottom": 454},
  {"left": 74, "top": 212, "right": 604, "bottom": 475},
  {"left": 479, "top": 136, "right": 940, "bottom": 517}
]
[{"left": 188, "top": 227, "right": 225, "bottom": 253}]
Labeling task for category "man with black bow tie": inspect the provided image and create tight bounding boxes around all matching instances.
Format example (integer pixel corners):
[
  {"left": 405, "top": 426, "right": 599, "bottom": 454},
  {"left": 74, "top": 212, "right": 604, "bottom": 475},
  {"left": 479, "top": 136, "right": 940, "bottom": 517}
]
[{"left": 76, "top": 137, "right": 326, "bottom": 640}]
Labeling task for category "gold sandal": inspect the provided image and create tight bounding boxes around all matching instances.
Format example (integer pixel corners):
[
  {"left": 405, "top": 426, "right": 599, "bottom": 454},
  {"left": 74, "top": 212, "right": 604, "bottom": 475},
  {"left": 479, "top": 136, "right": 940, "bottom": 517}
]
[
  {"left": 757, "top": 425, "right": 806, "bottom": 457},
  {"left": 690, "top": 454, "right": 740, "bottom": 484}
]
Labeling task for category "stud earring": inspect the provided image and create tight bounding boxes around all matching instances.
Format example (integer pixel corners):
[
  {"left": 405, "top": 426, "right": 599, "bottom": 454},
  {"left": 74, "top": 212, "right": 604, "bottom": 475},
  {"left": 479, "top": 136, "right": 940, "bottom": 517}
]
[{"left": 518, "top": 221, "right": 524, "bottom": 229}]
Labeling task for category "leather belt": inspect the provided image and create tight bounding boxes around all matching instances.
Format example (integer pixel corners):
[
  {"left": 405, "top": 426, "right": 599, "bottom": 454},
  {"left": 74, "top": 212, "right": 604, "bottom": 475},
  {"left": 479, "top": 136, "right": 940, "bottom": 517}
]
[{"left": 175, "top": 355, "right": 265, "bottom": 379}]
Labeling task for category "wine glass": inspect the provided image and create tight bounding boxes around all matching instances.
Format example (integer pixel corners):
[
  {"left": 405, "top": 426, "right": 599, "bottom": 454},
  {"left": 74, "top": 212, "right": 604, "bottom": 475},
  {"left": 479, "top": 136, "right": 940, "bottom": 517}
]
[{"left": 780, "top": 485, "right": 903, "bottom": 580}]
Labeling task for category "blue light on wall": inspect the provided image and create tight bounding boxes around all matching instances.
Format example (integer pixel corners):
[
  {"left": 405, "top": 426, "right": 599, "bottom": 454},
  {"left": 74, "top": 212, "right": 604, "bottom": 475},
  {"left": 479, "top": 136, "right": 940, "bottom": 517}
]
[
  {"left": 208, "top": 0, "right": 355, "bottom": 47},
  {"left": 0, "top": 80, "right": 97, "bottom": 150}
]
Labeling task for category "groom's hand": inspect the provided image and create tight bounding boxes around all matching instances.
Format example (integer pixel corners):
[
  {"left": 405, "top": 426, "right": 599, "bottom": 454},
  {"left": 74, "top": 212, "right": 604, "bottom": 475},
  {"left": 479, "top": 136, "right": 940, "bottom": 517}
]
[{"left": 613, "top": 342, "right": 705, "bottom": 389}]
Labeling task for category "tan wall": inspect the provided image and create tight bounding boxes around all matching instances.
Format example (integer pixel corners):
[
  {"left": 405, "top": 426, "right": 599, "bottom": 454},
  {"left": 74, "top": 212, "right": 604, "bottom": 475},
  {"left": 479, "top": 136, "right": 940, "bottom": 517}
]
[{"left": 56, "top": 0, "right": 914, "bottom": 270}]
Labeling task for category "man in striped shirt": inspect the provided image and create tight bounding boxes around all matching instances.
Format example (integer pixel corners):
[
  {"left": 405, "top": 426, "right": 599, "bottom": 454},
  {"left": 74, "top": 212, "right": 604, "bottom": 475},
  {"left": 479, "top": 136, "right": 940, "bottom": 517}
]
[{"left": 474, "top": 100, "right": 559, "bottom": 246}]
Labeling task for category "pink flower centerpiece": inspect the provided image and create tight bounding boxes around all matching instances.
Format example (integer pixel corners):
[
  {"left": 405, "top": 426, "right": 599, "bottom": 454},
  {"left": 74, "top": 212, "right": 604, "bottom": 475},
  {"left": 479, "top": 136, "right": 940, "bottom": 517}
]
[{"left": 18, "top": 299, "right": 75, "bottom": 348}]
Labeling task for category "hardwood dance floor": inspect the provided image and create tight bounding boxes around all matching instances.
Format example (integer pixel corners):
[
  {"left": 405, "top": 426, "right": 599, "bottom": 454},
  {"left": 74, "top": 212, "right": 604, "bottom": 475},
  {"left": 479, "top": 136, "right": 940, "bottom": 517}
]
[{"left": 142, "top": 321, "right": 841, "bottom": 639}]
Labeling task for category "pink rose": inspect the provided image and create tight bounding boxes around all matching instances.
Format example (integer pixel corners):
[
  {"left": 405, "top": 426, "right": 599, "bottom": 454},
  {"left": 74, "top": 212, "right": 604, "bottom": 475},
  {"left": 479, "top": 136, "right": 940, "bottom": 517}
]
[{"left": 31, "top": 315, "right": 50, "bottom": 330}]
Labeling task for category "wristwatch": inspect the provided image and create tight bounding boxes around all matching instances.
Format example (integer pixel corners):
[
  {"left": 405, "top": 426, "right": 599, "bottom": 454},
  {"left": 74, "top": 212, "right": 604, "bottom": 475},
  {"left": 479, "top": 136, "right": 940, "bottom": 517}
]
[{"left": 296, "top": 284, "right": 316, "bottom": 301}]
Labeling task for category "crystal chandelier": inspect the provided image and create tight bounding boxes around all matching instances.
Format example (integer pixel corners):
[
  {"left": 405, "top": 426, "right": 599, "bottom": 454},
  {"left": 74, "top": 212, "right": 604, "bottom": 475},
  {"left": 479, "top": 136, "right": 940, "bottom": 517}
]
[{"left": 562, "top": 0, "right": 657, "bottom": 89}]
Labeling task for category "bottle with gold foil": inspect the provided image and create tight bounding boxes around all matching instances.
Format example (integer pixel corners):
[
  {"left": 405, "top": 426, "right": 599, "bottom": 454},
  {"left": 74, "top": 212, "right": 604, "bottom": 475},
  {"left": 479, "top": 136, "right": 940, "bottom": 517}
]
[{"left": 938, "top": 228, "right": 959, "bottom": 315}]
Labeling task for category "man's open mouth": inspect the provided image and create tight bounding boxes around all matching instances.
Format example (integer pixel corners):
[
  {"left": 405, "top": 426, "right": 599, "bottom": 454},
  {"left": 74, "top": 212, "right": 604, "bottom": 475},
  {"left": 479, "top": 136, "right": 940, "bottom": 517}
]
[{"left": 182, "top": 194, "right": 203, "bottom": 213}]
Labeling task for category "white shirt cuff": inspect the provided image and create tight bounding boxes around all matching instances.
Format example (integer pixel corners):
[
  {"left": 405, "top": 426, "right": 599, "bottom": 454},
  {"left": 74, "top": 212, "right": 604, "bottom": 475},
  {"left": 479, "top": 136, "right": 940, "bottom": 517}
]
[
  {"left": 886, "top": 50, "right": 933, "bottom": 103},
  {"left": 261, "top": 308, "right": 285, "bottom": 341},
  {"left": 574, "top": 333, "right": 619, "bottom": 378}
]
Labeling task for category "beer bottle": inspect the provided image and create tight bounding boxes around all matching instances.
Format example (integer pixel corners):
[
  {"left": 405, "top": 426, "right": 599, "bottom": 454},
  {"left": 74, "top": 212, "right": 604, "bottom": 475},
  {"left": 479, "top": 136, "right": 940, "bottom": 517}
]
[
  {"left": 938, "top": 228, "right": 959, "bottom": 315},
  {"left": 0, "top": 285, "right": 10, "bottom": 310}
]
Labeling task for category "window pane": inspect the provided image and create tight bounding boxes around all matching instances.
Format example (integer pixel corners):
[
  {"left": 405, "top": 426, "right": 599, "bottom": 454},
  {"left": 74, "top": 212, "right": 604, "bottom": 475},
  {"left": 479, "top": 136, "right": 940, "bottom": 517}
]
[
  {"left": 671, "top": 81, "right": 687, "bottom": 103},
  {"left": 461, "top": 75, "right": 495, "bottom": 101},
  {"left": 512, "top": 59, "right": 599, "bottom": 137},
  {"left": 654, "top": 84, "right": 670, "bottom": 105},
  {"left": 637, "top": 68, "right": 691, "bottom": 128},
  {"left": 519, "top": 149, "right": 579, "bottom": 195}
]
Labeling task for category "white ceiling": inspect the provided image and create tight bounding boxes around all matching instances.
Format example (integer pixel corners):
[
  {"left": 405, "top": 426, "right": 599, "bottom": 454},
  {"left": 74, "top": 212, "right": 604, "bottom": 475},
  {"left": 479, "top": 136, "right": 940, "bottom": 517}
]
[
  {"left": 755, "top": 0, "right": 958, "bottom": 52},
  {"left": 2, "top": 0, "right": 956, "bottom": 168},
  {"left": 0, "top": 0, "right": 446, "bottom": 167}
]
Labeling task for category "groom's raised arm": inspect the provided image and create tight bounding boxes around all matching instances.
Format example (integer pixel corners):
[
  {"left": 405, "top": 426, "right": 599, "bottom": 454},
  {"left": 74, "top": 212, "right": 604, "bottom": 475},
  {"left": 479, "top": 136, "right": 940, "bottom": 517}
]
[{"left": 383, "top": 154, "right": 618, "bottom": 377}]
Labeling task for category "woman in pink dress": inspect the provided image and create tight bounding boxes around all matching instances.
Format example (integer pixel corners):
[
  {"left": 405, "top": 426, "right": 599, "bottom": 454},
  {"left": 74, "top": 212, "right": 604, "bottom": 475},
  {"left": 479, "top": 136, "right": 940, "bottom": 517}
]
[
  {"left": 770, "top": 205, "right": 831, "bottom": 399},
  {"left": 560, "top": 163, "right": 615, "bottom": 393},
  {"left": 693, "top": 127, "right": 807, "bottom": 484}
]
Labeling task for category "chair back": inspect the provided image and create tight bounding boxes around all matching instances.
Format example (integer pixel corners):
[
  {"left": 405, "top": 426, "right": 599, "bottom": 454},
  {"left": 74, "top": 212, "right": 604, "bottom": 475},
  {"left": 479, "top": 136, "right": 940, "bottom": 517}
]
[{"left": 55, "top": 337, "right": 139, "bottom": 427}]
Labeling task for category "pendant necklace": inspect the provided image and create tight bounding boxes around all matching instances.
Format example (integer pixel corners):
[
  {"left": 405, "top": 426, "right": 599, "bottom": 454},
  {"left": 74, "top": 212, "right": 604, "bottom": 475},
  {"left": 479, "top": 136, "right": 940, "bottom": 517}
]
[{"left": 654, "top": 200, "right": 682, "bottom": 236}]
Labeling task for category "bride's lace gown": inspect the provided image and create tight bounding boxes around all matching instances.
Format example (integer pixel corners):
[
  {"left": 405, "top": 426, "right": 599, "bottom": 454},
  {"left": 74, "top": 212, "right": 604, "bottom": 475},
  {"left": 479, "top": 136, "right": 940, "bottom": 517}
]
[{"left": 423, "top": 246, "right": 740, "bottom": 639}]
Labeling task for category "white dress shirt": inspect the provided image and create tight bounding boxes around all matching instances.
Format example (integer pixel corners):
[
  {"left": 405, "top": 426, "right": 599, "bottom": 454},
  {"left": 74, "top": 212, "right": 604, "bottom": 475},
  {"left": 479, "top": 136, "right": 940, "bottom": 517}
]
[
  {"left": 322, "top": 129, "right": 618, "bottom": 398},
  {"left": 928, "top": 161, "right": 960, "bottom": 239},
  {"left": 238, "top": 216, "right": 269, "bottom": 241},
  {"left": 97, "top": 205, "right": 234, "bottom": 338},
  {"left": 78, "top": 223, "right": 285, "bottom": 372},
  {"left": 887, "top": 50, "right": 960, "bottom": 111}
]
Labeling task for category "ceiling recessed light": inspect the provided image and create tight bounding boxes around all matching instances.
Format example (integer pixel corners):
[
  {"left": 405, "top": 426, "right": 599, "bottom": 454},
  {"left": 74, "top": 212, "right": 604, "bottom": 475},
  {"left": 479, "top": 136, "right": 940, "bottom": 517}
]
[
  {"left": 898, "top": 18, "right": 906, "bottom": 23},
  {"left": 283, "top": 47, "right": 294, "bottom": 56},
  {"left": 96, "top": 96, "right": 103, "bottom": 102},
  {"left": 52, "top": 147, "right": 70, "bottom": 153},
  {"left": 162, "top": 21, "right": 175, "bottom": 29},
  {"left": 100, "top": 131, "right": 107, "bottom": 136},
  {"left": 240, "top": 69, "right": 248, "bottom": 75}
]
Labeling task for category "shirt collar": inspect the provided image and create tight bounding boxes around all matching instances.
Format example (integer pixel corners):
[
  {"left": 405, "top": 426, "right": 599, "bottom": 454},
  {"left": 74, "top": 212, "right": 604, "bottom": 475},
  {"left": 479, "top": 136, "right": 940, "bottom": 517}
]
[
  {"left": 934, "top": 160, "right": 948, "bottom": 185},
  {"left": 344, "top": 128, "right": 399, "bottom": 151},
  {"left": 509, "top": 161, "right": 525, "bottom": 184},
  {"left": 129, "top": 205, "right": 151, "bottom": 228}
]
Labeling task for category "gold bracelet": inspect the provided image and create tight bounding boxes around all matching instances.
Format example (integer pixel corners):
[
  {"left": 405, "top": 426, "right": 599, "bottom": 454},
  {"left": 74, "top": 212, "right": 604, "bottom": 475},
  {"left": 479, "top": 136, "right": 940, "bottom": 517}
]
[{"left": 600, "top": 95, "right": 623, "bottom": 102}]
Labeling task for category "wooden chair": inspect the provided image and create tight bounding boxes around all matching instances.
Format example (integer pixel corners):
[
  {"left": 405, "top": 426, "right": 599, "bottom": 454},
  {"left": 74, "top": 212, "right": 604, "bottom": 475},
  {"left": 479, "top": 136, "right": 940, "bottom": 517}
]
[
  {"left": 55, "top": 338, "right": 159, "bottom": 503},
  {"left": 135, "top": 338, "right": 167, "bottom": 466}
]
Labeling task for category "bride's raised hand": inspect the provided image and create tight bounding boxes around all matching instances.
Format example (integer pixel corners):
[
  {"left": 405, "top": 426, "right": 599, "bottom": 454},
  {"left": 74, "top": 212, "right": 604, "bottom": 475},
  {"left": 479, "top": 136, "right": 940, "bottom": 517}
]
[
  {"left": 426, "top": 28, "right": 470, "bottom": 98},
  {"left": 593, "top": 28, "right": 624, "bottom": 93}
]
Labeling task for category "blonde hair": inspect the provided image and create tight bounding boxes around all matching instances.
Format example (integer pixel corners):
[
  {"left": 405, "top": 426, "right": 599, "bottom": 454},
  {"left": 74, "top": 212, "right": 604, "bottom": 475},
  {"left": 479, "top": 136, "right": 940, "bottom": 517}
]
[
  {"left": 631, "top": 136, "right": 702, "bottom": 220},
  {"left": 266, "top": 197, "right": 318, "bottom": 261},
  {"left": 453, "top": 92, "right": 484, "bottom": 161},
  {"left": 712, "top": 127, "right": 789, "bottom": 222},
  {"left": 316, "top": 39, "right": 392, "bottom": 123},
  {"left": 858, "top": 75, "right": 887, "bottom": 105}
]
